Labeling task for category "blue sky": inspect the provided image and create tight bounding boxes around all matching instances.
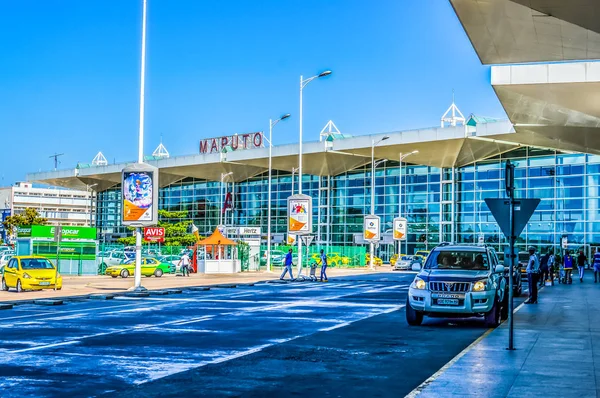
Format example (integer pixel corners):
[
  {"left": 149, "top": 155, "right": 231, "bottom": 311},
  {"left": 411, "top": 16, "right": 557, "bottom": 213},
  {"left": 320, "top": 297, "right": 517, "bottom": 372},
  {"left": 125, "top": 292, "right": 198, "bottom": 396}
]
[{"left": 0, "top": 0, "right": 505, "bottom": 185}]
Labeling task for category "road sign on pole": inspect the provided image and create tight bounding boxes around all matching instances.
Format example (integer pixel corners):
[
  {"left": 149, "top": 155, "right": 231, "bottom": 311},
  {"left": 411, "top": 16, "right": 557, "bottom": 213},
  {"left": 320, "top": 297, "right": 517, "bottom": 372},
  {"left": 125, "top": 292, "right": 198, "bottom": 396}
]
[
  {"left": 484, "top": 198, "right": 540, "bottom": 238},
  {"left": 300, "top": 235, "right": 314, "bottom": 247}
]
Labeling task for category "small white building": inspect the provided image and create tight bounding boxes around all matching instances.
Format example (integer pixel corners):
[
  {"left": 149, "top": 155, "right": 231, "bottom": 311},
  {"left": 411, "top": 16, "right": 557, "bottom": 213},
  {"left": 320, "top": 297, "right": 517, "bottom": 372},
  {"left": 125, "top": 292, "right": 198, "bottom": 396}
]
[{"left": 0, "top": 182, "right": 94, "bottom": 228}]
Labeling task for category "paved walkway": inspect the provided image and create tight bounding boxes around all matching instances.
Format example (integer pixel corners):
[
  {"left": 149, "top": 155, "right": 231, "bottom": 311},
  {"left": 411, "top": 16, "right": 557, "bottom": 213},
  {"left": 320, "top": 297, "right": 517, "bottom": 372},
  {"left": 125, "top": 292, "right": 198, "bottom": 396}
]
[
  {"left": 412, "top": 272, "right": 600, "bottom": 397},
  {"left": 0, "top": 266, "right": 391, "bottom": 303}
]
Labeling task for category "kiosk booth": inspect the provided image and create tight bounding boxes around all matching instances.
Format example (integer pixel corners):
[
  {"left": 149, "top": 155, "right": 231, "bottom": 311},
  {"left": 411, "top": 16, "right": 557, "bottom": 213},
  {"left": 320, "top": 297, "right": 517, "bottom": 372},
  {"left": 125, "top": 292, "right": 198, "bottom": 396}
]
[
  {"left": 195, "top": 228, "right": 239, "bottom": 273},
  {"left": 15, "top": 225, "right": 98, "bottom": 275}
]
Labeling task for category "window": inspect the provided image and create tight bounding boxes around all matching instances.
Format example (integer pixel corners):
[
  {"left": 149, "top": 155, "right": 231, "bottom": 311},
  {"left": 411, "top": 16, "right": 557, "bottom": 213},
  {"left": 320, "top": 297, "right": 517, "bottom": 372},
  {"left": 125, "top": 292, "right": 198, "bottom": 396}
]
[{"left": 425, "top": 250, "right": 489, "bottom": 270}]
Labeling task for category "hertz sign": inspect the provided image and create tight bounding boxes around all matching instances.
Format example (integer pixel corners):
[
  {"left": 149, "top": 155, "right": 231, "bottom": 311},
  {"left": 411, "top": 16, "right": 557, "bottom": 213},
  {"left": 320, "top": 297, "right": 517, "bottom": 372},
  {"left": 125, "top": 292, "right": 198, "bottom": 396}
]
[{"left": 200, "top": 132, "right": 263, "bottom": 154}]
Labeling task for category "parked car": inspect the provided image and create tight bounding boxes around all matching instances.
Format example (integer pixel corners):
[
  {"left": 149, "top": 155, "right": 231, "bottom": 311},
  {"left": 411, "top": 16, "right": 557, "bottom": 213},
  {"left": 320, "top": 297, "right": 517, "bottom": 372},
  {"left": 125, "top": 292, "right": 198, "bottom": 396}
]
[
  {"left": 414, "top": 251, "right": 431, "bottom": 261},
  {"left": 393, "top": 255, "right": 420, "bottom": 271},
  {"left": 309, "top": 252, "right": 351, "bottom": 267},
  {"left": 105, "top": 257, "right": 173, "bottom": 278},
  {"left": 2, "top": 256, "right": 62, "bottom": 292},
  {"left": 406, "top": 243, "right": 508, "bottom": 327},
  {"left": 0, "top": 251, "right": 15, "bottom": 270}
]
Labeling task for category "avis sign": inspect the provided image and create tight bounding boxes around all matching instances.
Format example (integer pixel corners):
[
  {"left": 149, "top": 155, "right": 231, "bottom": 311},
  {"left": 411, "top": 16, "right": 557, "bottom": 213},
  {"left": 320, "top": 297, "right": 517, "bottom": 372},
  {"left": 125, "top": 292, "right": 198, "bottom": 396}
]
[{"left": 143, "top": 227, "right": 165, "bottom": 243}]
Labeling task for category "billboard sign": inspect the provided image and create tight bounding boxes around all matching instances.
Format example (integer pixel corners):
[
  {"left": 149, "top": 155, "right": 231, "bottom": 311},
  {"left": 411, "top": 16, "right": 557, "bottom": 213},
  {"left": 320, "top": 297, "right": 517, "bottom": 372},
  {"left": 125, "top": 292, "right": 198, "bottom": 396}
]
[
  {"left": 393, "top": 217, "right": 407, "bottom": 241},
  {"left": 17, "top": 225, "right": 96, "bottom": 240},
  {"left": 287, "top": 194, "right": 312, "bottom": 236},
  {"left": 143, "top": 227, "right": 165, "bottom": 243},
  {"left": 287, "top": 234, "right": 296, "bottom": 245},
  {"left": 121, "top": 163, "right": 159, "bottom": 227},
  {"left": 0, "top": 209, "right": 10, "bottom": 242},
  {"left": 363, "top": 215, "right": 380, "bottom": 242}
]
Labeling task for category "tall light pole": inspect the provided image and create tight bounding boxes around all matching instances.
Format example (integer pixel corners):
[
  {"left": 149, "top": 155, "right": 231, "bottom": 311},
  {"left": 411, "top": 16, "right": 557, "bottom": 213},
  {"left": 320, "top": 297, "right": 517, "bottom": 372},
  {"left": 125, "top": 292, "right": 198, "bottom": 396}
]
[
  {"left": 266, "top": 114, "right": 291, "bottom": 272},
  {"left": 369, "top": 136, "right": 389, "bottom": 270},
  {"left": 86, "top": 183, "right": 99, "bottom": 227},
  {"left": 398, "top": 150, "right": 418, "bottom": 256},
  {"left": 133, "top": 0, "right": 148, "bottom": 291},
  {"left": 220, "top": 172, "right": 233, "bottom": 227},
  {"left": 291, "top": 167, "right": 299, "bottom": 195},
  {"left": 298, "top": 70, "right": 331, "bottom": 274}
]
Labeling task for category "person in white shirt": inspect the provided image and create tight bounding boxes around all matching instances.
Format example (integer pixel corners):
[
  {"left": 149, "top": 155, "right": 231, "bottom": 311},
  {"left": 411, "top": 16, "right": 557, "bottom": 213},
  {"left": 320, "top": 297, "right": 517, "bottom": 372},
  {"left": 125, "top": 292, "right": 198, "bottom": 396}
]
[
  {"left": 525, "top": 247, "right": 540, "bottom": 304},
  {"left": 178, "top": 253, "right": 191, "bottom": 277}
]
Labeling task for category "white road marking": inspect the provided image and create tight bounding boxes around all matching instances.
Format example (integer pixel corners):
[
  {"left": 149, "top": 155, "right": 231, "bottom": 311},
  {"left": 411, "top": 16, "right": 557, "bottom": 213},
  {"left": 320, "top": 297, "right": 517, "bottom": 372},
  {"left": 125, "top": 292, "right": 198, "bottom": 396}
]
[{"left": 11, "top": 340, "right": 79, "bottom": 353}]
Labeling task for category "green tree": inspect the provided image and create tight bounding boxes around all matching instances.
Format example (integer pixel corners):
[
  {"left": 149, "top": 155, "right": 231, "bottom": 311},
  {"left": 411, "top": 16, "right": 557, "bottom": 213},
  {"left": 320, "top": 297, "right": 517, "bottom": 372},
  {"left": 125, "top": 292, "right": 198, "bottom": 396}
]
[
  {"left": 118, "top": 210, "right": 201, "bottom": 247},
  {"left": 2, "top": 208, "right": 48, "bottom": 238}
]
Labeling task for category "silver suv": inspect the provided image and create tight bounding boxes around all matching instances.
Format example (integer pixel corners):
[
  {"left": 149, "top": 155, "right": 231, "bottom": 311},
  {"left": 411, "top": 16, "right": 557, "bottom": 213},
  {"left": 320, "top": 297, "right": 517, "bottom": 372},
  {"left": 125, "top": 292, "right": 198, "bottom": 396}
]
[{"left": 406, "top": 244, "right": 508, "bottom": 327}]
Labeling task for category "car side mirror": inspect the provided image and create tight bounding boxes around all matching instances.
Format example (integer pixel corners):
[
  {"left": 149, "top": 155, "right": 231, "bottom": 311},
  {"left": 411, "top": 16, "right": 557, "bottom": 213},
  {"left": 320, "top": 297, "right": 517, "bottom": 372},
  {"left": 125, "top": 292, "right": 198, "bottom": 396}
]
[
  {"left": 412, "top": 263, "right": 422, "bottom": 272},
  {"left": 495, "top": 264, "right": 505, "bottom": 274}
]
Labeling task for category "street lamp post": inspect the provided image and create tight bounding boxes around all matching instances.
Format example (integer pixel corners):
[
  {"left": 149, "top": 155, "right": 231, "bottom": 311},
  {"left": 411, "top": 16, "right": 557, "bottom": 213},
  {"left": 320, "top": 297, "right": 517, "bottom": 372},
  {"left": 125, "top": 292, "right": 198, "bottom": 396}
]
[
  {"left": 398, "top": 150, "right": 419, "bottom": 256},
  {"left": 266, "top": 114, "right": 291, "bottom": 273},
  {"left": 220, "top": 172, "right": 233, "bottom": 227},
  {"left": 369, "top": 136, "right": 389, "bottom": 270},
  {"left": 133, "top": 0, "right": 148, "bottom": 291},
  {"left": 291, "top": 167, "right": 299, "bottom": 195},
  {"left": 298, "top": 70, "right": 331, "bottom": 274},
  {"left": 86, "top": 183, "right": 99, "bottom": 227}
]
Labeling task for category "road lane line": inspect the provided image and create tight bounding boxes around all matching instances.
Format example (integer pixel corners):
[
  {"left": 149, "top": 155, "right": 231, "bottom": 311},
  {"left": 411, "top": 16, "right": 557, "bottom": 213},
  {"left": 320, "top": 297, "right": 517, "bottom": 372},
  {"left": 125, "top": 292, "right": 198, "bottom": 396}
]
[
  {"left": 319, "top": 305, "right": 405, "bottom": 332},
  {"left": 11, "top": 340, "right": 80, "bottom": 353}
]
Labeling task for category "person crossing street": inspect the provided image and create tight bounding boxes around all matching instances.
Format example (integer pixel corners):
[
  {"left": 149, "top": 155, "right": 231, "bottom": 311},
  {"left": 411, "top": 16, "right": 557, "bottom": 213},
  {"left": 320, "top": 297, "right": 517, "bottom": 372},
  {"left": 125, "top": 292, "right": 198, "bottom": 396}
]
[
  {"left": 319, "top": 249, "right": 328, "bottom": 282},
  {"left": 280, "top": 248, "right": 294, "bottom": 281},
  {"left": 577, "top": 250, "right": 587, "bottom": 283},
  {"left": 178, "top": 252, "right": 191, "bottom": 277}
]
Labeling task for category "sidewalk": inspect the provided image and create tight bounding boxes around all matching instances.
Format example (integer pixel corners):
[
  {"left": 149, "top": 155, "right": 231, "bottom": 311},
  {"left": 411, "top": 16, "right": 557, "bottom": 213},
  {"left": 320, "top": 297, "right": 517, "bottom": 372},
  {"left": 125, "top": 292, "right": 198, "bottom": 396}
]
[
  {"left": 0, "top": 266, "right": 387, "bottom": 303},
  {"left": 412, "top": 274, "right": 600, "bottom": 397}
]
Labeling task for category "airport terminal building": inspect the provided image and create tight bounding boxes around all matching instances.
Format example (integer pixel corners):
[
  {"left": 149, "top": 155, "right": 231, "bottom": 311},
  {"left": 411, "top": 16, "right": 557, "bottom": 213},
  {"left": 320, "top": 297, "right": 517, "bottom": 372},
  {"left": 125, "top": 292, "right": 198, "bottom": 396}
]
[{"left": 26, "top": 1, "right": 600, "bottom": 261}]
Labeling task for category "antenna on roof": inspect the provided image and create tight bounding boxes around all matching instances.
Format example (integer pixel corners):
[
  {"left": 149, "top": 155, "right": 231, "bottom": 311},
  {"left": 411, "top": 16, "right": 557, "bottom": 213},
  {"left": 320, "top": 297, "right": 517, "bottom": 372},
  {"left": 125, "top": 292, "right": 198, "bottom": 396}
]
[
  {"left": 49, "top": 153, "right": 64, "bottom": 170},
  {"left": 92, "top": 152, "right": 108, "bottom": 166},
  {"left": 441, "top": 90, "right": 466, "bottom": 128},
  {"left": 152, "top": 136, "right": 170, "bottom": 159},
  {"left": 319, "top": 120, "right": 343, "bottom": 142}
]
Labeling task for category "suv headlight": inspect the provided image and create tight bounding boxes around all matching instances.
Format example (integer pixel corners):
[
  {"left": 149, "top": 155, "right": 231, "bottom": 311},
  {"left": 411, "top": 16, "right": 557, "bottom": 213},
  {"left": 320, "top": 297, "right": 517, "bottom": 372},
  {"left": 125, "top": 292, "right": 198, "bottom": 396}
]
[
  {"left": 472, "top": 279, "right": 488, "bottom": 292},
  {"left": 413, "top": 277, "right": 426, "bottom": 290}
]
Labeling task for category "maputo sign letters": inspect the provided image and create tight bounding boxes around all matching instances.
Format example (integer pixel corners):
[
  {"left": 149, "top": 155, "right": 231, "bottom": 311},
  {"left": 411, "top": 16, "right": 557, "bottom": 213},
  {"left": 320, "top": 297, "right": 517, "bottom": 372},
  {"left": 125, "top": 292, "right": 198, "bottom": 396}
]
[{"left": 200, "top": 132, "right": 263, "bottom": 154}]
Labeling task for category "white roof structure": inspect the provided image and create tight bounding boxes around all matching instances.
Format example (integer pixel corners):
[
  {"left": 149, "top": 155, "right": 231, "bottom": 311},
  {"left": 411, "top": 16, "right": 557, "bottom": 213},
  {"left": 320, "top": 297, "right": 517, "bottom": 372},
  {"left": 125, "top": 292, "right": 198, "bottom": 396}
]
[
  {"left": 319, "top": 120, "right": 344, "bottom": 142},
  {"left": 441, "top": 95, "right": 466, "bottom": 128},
  {"left": 91, "top": 152, "right": 108, "bottom": 166},
  {"left": 152, "top": 141, "right": 170, "bottom": 159}
]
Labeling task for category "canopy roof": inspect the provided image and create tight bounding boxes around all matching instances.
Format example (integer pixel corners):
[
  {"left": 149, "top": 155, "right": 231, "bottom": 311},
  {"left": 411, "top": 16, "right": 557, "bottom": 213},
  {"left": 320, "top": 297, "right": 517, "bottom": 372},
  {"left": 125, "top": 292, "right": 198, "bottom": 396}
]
[{"left": 197, "top": 228, "right": 237, "bottom": 246}]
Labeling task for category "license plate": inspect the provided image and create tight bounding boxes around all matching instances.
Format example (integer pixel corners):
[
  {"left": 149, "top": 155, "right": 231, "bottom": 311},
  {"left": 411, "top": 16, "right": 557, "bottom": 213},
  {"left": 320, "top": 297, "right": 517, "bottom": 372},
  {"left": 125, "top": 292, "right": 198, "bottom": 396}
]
[
  {"left": 437, "top": 299, "right": 459, "bottom": 305},
  {"left": 39, "top": 281, "right": 50, "bottom": 286}
]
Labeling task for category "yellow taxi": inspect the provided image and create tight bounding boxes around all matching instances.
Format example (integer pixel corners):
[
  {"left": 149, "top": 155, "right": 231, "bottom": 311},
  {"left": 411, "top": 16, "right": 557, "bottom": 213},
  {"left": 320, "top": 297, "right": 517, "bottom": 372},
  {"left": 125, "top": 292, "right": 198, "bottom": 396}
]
[
  {"left": 365, "top": 253, "right": 383, "bottom": 266},
  {"left": 1, "top": 256, "right": 62, "bottom": 292}
]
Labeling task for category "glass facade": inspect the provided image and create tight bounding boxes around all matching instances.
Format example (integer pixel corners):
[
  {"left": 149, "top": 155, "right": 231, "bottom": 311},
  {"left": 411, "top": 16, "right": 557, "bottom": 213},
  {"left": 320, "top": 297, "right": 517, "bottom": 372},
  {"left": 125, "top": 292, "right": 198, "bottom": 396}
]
[{"left": 96, "top": 148, "right": 600, "bottom": 261}]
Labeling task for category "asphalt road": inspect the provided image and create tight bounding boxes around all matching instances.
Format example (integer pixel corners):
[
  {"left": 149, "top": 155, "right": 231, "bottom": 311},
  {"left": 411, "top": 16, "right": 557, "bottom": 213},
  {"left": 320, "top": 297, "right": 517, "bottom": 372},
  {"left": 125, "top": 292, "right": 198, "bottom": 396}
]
[{"left": 0, "top": 273, "right": 528, "bottom": 398}]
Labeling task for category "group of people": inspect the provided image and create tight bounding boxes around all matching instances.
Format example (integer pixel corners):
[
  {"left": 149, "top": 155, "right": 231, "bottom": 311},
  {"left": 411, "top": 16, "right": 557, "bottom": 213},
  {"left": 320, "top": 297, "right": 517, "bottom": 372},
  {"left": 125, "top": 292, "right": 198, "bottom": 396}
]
[
  {"left": 525, "top": 246, "right": 600, "bottom": 304},
  {"left": 280, "top": 248, "right": 328, "bottom": 282}
]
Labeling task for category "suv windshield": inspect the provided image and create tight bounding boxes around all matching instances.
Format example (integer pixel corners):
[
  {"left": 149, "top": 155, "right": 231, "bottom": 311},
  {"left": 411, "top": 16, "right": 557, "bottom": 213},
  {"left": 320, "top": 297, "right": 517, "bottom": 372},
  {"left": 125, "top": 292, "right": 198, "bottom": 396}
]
[{"left": 425, "top": 250, "right": 490, "bottom": 271}]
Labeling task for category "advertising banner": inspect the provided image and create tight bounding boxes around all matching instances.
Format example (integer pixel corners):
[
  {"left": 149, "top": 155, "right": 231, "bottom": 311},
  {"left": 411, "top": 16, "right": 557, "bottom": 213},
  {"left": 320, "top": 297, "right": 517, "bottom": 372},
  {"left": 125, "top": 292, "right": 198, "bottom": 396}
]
[
  {"left": 121, "top": 163, "right": 159, "bottom": 227},
  {"left": 287, "top": 194, "right": 312, "bottom": 236},
  {"left": 363, "top": 215, "right": 380, "bottom": 242},
  {"left": 287, "top": 234, "right": 296, "bottom": 245},
  {"left": 393, "top": 217, "right": 407, "bottom": 241}
]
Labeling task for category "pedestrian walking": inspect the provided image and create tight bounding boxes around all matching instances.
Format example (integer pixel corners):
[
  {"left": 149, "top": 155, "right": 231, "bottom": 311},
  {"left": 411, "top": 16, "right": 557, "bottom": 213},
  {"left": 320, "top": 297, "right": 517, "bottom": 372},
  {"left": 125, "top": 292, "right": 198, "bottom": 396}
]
[
  {"left": 563, "top": 251, "right": 574, "bottom": 284},
  {"left": 539, "top": 251, "right": 550, "bottom": 288},
  {"left": 577, "top": 250, "right": 587, "bottom": 283},
  {"left": 593, "top": 250, "right": 600, "bottom": 283},
  {"left": 280, "top": 248, "right": 294, "bottom": 281},
  {"left": 548, "top": 250, "right": 555, "bottom": 286},
  {"left": 319, "top": 249, "right": 328, "bottom": 282},
  {"left": 525, "top": 246, "right": 540, "bottom": 304},
  {"left": 178, "top": 252, "right": 191, "bottom": 277}
]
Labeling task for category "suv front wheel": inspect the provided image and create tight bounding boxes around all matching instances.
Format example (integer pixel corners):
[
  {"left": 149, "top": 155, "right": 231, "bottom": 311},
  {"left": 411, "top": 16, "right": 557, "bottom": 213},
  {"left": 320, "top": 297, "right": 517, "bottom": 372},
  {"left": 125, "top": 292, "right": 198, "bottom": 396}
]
[
  {"left": 484, "top": 297, "right": 501, "bottom": 328},
  {"left": 406, "top": 297, "right": 423, "bottom": 326}
]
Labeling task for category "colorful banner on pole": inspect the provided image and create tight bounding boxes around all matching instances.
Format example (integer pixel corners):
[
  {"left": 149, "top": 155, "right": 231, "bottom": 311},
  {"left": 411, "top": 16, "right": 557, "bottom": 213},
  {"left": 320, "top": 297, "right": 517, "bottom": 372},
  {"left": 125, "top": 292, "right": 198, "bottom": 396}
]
[
  {"left": 393, "top": 217, "right": 407, "bottom": 241},
  {"left": 287, "top": 194, "right": 311, "bottom": 236},
  {"left": 363, "top": 215, "right": 380, "bottom": 242},
  {"left": 121, "top": 163, "right": 159, "bottom": 227}
]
